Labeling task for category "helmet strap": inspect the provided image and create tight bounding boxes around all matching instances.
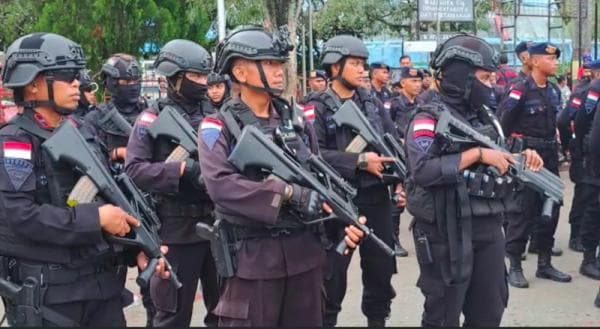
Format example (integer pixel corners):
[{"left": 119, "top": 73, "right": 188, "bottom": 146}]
[
  {"left": 239, "top": 61, "right": 284, "bottom": 96},
  {"left": 16, "top": 77, "right": 72, "bottom": 115}
]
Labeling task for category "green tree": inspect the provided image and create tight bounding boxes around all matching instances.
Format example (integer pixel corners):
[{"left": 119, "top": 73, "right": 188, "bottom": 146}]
[{"left": 0, "top": 0, "right": 41, "bottom": 50}]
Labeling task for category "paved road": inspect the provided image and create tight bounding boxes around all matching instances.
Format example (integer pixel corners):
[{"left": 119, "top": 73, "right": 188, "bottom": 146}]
[{"left": 3, "top": 171, "right": 600, "bottom": 326}]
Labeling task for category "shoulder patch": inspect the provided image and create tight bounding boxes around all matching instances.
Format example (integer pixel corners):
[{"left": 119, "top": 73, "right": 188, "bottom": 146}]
[
  {"left": 508, "top": 89, "right": 522, "bottom": 100},
  {"left": 302, "top": 104, "right": 316, "bottom": 122},
  {"left": 138, "top": 111, "right": 157, "bottom": 126},
  {"left": 571, "top": 97, "right": 582, "bottom": 108},
  {"left": 412, "top": 118, "right": 436, "bottom": 152},
  {"left": 383, "top": 101, "right": 391, "bottom": 110},
  {"left": 3, "top": 142, "right": 32, "bottom": 160},
  {"left": 200, "top": 118, "right": 223, "bottom": 150}
]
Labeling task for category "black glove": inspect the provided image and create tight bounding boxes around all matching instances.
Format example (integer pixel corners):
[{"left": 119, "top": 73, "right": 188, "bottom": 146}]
[
  {"left": 288, "top": 183, "right": 325, "bottom": 222},
  {"left": 182, "top": 158, "right": 204, "bottom": 190}
]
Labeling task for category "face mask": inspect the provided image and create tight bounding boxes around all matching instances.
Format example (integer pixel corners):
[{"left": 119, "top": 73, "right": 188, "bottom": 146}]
[
  {"left": 180, "top": 76, "right": 207, "bottom": 103},
  {"left": 113, "top": 83, "right": 141, "bottom": 107},
  {"left": 469, "top": 78, "right": 494, "bottom": 110}
]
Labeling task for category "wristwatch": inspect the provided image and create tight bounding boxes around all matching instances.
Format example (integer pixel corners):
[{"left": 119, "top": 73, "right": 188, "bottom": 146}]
[{"left": 357, "top": 153, "right": 368, "bottom": 170}]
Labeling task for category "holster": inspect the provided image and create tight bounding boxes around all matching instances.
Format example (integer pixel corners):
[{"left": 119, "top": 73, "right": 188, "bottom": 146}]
[{"left": 207, "top": 220, "right": 239, "bottom": 279}]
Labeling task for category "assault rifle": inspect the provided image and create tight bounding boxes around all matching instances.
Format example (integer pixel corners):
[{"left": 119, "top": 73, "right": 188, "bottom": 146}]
[
  {"left": 332, "top": 100, "right": 407, "bottom": 182},
  {"left": 41, "top": 122, "right": 181, "bottom": 289},
  {"left": 431, "top": 106, "right": 564, "bottom": 221},
  {"left": 147, "top": 106, "right": 197, "bottom": 162},
  {"left": 227, "top": 124, "right": 395, "bottom": 257}
]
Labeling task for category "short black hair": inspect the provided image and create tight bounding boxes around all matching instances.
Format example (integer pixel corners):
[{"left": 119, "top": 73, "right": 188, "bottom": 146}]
[
  {"left": 400, "top": 55, "right": 411, "bottom": 62},
  {"left": 500, "top": 54, "right": 508, "bottom": 64},
  {"left": 556, "top": 76, "right": 565, "bottom": 83}
]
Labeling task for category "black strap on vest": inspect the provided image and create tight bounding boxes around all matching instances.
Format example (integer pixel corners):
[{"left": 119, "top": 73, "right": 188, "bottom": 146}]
[{"left": 10, "top": 111, "right": 52, "bottom": 141}]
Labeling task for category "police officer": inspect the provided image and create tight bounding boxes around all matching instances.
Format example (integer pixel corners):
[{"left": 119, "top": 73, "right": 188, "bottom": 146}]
[
  {"left": 125, "top": 39, "right": 220, "bottom": 327},
  {"left": 388, "top": 67, "right": 424, "bottom": 258},
  {"left": 307, "top": 69, "right": 328, "bottom": 94},
  {"left": 557, "top": 62, "right": 597, "bottom": 253},
  {"left": 421, "top": 69, "right": 433, "bottom": 91},
  {"left": 305, "top": 35, "right": 399, "bottom": 327},
  {"left": 405, "top": 34, "right": 543, "bottom": 326},
  {"left": 72, "top": 69, "right": 98, "bottom": 119},
  {"left": 0, "top": 32, "right": 169, "bottom": 327},
  {"left": 588, "top": 100, "right": 600, "bottom": 306},
  {"left": 499, "top": 42, "right": 571, "bottom": 285},
  {"left": 390, "top": 67, "right": 423, "bottom": 138},
  {"left": 84, "top": 54, "right": 145, "bottom": 169},
  {"left": 206, "top": 72, "right": 230, "bottom": 112},
  {"left": 513, "top": 41, "right": 531, "bottom": 83},
  {"left": 572, "top": 60, "right": 600, "bottom": 280},
  {"left": 370, "top": 62, "right": 392, "bottom": 108},
  {"left": 198, "top": 25, "right": 364, "bottom": 327}
]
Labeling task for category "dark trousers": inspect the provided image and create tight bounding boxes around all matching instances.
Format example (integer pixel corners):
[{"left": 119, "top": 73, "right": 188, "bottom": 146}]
[
  {"left": 42, "top": 295, "right": 126, "bottom": 327},
  {"left": 152, "top": 242, "right": 219, "bottom": 327},
  {"left": 580, "top": 185, "right": 600, "bottom": 251},
  {"left": 504, "top": 190, "right": 532, "bottom": 256},
  {"left": 215, "top": 266, "right": 323, "bottom": 326},
  {"left": 569, "top": 182, "right": 593, "bottom": 240},
  {"left": 413, "top": 218, "right": 508, "bottom": 327},
  {"left": 323, "top": 193, "right": 396, "bottom": 325}
]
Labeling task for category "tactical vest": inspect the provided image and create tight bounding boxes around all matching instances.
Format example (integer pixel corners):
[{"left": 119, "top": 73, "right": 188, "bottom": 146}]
[
  {"left": 148, "top": 98, "right": 211, "bottom": 202},
  {"left": 306, "top": 88, "right": 386, "bottom": 190},
  {"left": 0, "top": 112, "right": 115, "bottom": 266},
  {"left": 216, "top": 98, "right": 314, "bottom": 230},
  {"left": 95, "top": 102, "right": 143, "bottom": 152}
]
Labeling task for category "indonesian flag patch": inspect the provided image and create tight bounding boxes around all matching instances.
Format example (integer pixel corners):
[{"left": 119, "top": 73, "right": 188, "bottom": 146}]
[
  {"left": 138, "top": 112, "right": 157, "bottom": 126},
  {"left": 412, "top": 118, "right": 436, "bottom": 152},
  {"left": 2, "top": 141, "right": 34, "bottom": 191},
  {"left": 509, "top": 89, "right": 522, "bottom": 100},
  {"left": 302, "top": 105, "right": 316, "bottom": 122},
  {"left": 571, "top": 97, "right": 582, "bottom": 108},
  {"left": 200, "top": 118, "right": 223, "bottom": 150},
  {"left": 3, "top": 142, "right": 32, "bottom": 160},
  {"left": 587, "top": 91, "right": 599, "bottom": 102}
]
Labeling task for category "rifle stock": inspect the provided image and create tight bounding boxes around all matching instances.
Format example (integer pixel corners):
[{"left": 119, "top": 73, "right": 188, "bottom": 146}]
[
  {"left": 41, "top": 121, "right": 181, "bottom": 289},
  {"left": 332, "top": 100, "right": 407, "bottom": 181},
  {"left": 147, "top": 106, "right": 197, "bottom": 162},
  {"left": 228, "top": 125, "right": 395, "bottom": 257}
]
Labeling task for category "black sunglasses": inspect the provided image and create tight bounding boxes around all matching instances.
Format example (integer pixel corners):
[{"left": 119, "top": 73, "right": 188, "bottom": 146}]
[{"left": 48, "top": 69, "right": 81, "bottom": 83}]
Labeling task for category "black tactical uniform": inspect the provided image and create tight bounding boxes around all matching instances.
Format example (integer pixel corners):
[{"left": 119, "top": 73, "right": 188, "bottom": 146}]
[
  {"left": 557, "top": 76, "right": 592, "bottom": 252},
  {"left": 125, "top": 39, "right": 219, "bottom": 327},
  {"left": 306, "top": 35, "right": 397, "bottom": 327},
  {"left": 84, "top": 54, "right": 146, "bottom": 168},
  {"left": 573, "top": 75, "right": 600, "bottom": 280},
  {"left": 0, "top": 32, "right": 132, "bottom": 327},
  {"left": 202, "top": 26, "right": 330, "bottom": 327},
  {"left": 406, "top": 35, "right": 509, "bottom": 327},
  {"left": 499, "top": 42, "right": 571, "bottom": 286},
  {"left": 587, "top": 96, "right": 600, "bottom": 307}
]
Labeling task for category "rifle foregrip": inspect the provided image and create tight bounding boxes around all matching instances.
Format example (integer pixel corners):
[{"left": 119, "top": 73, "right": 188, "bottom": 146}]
[
  {"left": 67, "top": 176, "right": 99, "bottom": 207},
  {"left": 136, "top": 257, "right": 183, "bottom": 290},
  {"left": 334, "top": 228, "right": 395, "bottom": 257},
  {"left": 541, "top": 198, "right": 554, "bottom": 222},
  {"left": 166, "top": 146, "right": 190, "bottom": 163}
]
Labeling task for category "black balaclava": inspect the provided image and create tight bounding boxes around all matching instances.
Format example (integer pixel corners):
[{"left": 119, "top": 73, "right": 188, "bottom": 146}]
[
  {"left": 440, "top": 60, "right": 493, "bottom": 111},
  {"left": 107, "top": 76, "right": 141, "bottom": 110},
  {"left": 179, "top": 74, "right": 208, "bottom": 104}
]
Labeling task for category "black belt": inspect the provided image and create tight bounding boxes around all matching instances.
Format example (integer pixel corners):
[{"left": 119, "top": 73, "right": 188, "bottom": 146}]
[
  {"left": 231, "top": 225, "right": 307, "bottom": 240},
  {"left": 522, "top": 136, "right": 557, "bottom": 150},
  {"left": 13, "top": 260, "right": 124, "bottom": 285},
  {"left": 157, "top": 202, "right": 213, "bottom": 218}
]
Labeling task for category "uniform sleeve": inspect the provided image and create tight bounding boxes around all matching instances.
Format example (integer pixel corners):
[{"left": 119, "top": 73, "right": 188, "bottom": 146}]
[
  {"left": 197, "top": 116, "right": 287, "bottom": 225},
  {"left": 308, "top": 100, "right": 360, "bottom": 180},
  {"left": 406, "top": 114, "right": 461, "bottom": 187},
  {"left": 0, "top": 134, "right": 103, "bottom": 246},
  {"left": 499, "top": 86, "right": 525, "bottom": 136},
  {"left": 124, "top": 113, "right": 181, "bottom": 194},
  {"left": 583, "top": 86, "right": 600, "bottom": 115},
  {"left": 379, "top": 100, "right": 400, "bottom": 141},
  {"left": 589, "top": 103, "right": 600, "bottom": 171}
]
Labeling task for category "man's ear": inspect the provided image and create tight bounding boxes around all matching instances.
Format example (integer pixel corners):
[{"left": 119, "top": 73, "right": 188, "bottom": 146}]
[
  {"left": 331, "top": 63, "right": 340, "bottom": 78},
  {"left": 232, "top": 64, "right": 246, "bottom": 84}
]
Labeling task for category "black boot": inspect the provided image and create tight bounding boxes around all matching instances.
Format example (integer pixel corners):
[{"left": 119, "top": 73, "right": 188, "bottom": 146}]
[
  {"left": 580, "top": 250, "right": 600, "bottom": 280},
  {"left": 551, "top": 246, "right": 563, "bottom": 256},
  {"left": 367, "top": 318, "right": 386, "bottom": 327},
  {"left": 536, "top": 251, "right": 572, "bottom": 282},
  {"left": 569, "top": 237, "right": 585, "bottom": 252},
  {"left": 507, "top": 254, "right": 529, "bottom": 288},
  {"left": 595, "top": 288, "right": 600, "bottom": 308}
]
